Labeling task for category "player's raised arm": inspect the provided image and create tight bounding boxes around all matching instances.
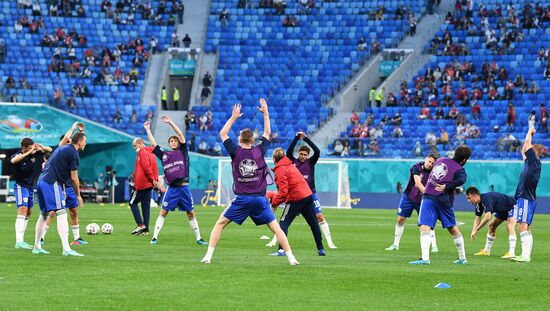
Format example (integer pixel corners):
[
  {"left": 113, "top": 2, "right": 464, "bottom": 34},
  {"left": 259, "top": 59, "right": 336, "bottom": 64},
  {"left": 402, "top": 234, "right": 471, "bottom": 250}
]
[
  {"left": 143, "top": 121, "right": 157, "bottom": 147},
  {"left": 60, "top": 122, "right": 79, "bottom": 146},
  {"left": 161, "top": 115, "right": 186, "bottom": 143},
  {"left": 303, "top": 134, "right": 320, "bottom": 164},
  {"left": 413, "top": 174, "right": 426, "bottom": 194},
  {"left": 286, "top": 133, "right": 301, "bottom": 160},
  {"left": 220, "top": 103, "right": 242, "bottom": 141},
  {"left": 257, "top": 98, "right": 270, "bottom": 140},
  {"left": 521, "top": 128, "right": 535, "bottom": 161},
  {"left": 34, "top": 143, "right": 52, "bottom": 153}
]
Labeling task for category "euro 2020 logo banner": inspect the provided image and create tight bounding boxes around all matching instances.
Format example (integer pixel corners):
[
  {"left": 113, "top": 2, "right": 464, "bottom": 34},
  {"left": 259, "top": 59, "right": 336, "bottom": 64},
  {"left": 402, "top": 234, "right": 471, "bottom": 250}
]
[{"left": 0, "top": 114, "right": 43, "bottom": 134}]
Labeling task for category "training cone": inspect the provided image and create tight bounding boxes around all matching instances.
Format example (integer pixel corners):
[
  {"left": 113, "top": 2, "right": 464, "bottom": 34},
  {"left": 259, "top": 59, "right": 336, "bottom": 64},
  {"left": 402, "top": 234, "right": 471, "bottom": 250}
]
[{"left": 434, "top": 283, "right": 451, "bottom": 289}]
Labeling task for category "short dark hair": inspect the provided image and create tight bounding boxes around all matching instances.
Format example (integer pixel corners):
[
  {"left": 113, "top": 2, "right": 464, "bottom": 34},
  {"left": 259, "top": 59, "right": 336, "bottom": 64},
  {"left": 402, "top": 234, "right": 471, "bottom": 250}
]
[
  {"left": 44, "top": 152, "right": 51, "bottom": 161},
  {"left": 453, "top": 145, "right": 472, "bottom": 164},
  {"left": 427, "top": 153, "right": 439, "bottom": 160},
  {"left": 168, "top": 136, "right": 179, "bottom": 145},
  {"left": 20, "top": 137, "right": 34, "bottom": 148},
  {"left": 298, "top": 146, "right": 310, "bottom": 154},
  {"left": 466, "top": 186, "right": 480, "bottom": 196},
  {"left": 240, "top": 128, "right": 253, "bottom": 144},
  {"left": 71, "top": 132, "right": 86, "bottom": 144}
]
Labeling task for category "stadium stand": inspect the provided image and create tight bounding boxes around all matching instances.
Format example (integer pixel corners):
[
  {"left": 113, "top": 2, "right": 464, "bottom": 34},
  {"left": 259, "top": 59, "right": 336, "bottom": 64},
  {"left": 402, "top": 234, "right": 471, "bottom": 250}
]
[
  {"left": 0, "top": 0, "right": 174, "bottom": 135},
  {"left": 328, "top": 1, "right": 550, "bottom": 160}
]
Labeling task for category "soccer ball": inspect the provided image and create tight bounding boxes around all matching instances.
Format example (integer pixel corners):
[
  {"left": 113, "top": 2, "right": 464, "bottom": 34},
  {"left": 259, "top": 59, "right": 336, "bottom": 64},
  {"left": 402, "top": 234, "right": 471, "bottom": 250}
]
[
  {"left": 101, "top": 223, "right": 113, "bottom": 234},
  {"left": 86, "top": 223, "right": 100, "bottom": 235}
]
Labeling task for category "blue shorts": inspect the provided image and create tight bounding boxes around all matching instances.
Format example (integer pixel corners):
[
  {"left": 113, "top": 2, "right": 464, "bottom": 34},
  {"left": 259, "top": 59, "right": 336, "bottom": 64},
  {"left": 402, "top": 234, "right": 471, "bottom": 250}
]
[
  {"left": 14, "top": 184, "right": 34, "bottom": 209},
  {"left": 65, "top": 186, "right": 79, "bottom": 209},
  {"left": 493, "top": 209, "right": 514, "bottom": 221},
  {"left": 397, "top": 194, "right": 420, "bottom": 218},
  {"left": 513, "top": 199, "right": 536, "bottom": 225},
  {"left": 312, "top": 193, "right": 322, "bottom": 214},
  {"left": 223, "top": 195, "right": 276, "bottom": 226},
  {"left": 161, "top": 185, "right": 194, "bottom": 212},
  {"left": 418, "top": 198, "right": 456, "bottom": 229},
  {"left": 36, "top": 180, "right": 66, "bottom": 213}
]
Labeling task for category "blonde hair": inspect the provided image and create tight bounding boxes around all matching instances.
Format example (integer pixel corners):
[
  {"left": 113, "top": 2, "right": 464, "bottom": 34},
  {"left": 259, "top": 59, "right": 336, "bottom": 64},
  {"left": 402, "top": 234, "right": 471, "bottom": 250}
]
[{"left": 532, "top": 144, "right": 545, "bottom": 158}]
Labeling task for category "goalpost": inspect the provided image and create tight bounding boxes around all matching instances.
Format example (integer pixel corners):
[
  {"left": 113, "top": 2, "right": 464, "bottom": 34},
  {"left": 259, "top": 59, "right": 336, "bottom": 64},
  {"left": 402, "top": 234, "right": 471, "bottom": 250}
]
[{"left": 217, "top": 158, "right": 351, "bottom": 209}]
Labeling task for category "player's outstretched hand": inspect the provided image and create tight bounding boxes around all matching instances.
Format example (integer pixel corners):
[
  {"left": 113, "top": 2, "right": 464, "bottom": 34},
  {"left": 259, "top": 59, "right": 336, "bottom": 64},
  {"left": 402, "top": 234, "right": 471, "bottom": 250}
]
[
  {"left": 434, "top": 183, "right": 446, "bottom": 192},
  {"left": 232, "top": 103, "right": 243, "bottom": 119},
  {"left": 470, "top": 232, "right": 477, "bottom": 240},
  {"left": 77, "top": 196, "right": 84, "bottom": 208},
  {"left": 296, "top": 131, "right": 306, "bottom": 139},
  {"left": 161, "top": 115, "right": 172, "bottom": 123},
  {"left": 257, "top": 98, "right": 268, "bottom": 114},
  {"left": 72, "top": 121, "right": 79, "bottom": 129},
  {"left": 143, "top": 121, "right": 151, "bottom": 130},
  {"left": 77, "top": 122, "right": 85, "bottom": 132},
  {"left": 529, "top": 128, "right": 536, "bottom": 135}
]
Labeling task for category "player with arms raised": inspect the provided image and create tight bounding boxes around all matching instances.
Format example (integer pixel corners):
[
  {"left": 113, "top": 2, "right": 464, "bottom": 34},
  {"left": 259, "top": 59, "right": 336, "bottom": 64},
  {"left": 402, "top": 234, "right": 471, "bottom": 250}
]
[
  {"left": 144, "top": 116, "right": 208, "bottom": 246},
  {"left": 409, "top": 145, "right": 471, "bottom": 265},
  {"left": 512, "top": 128, "right": 543, "bottom": 263},
  {"left": 201, "top": 99, "right": 298, "bottom": 265}
]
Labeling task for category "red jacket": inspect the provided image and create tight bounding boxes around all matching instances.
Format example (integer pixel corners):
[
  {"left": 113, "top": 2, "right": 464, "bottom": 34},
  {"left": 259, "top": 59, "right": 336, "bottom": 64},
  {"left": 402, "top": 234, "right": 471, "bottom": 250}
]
[
  {"left": 134, "top": 146, "right": 158, "bottom": 190},
  {"left": 271, "top": 156, "right": 312, "bottom": 206}
]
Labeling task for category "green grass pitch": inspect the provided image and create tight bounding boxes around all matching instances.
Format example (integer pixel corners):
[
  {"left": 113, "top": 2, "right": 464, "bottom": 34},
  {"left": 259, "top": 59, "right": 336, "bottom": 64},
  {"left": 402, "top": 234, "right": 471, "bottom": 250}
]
[{"left": 1, "top": 203, "right": 549, "bottom": 310}]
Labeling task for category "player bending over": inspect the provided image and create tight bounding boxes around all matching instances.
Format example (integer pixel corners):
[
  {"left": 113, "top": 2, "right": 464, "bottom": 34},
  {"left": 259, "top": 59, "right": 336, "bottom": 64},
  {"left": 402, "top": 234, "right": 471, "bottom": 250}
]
[
  {"left": 144, "top": 116, "right": 208, "bottom": 246},
  {"left": 386, "top": 154, "right": 438, "bottom": 252},
  {"left": 201, "top": 99, "right": 298, "bottom": 265},
  {"left": 466, "top": 186, "right": 517, "bottom": 258},
  {"left": 409, "top": 145, "right": 471, "bottom": 265}
]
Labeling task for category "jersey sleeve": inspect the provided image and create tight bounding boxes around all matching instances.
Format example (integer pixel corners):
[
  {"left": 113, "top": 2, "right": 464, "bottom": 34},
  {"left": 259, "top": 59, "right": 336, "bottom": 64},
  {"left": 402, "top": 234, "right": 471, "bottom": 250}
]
[
  {"left": 474, "top": 204, "right": 484, "bottom": 216},
  {"left": 525, "top": 148, "right": 537, "bottom": 163},
  {"left": 70, "top": 149, "right": 79, "bottom": 171},
  {"left": 258, "top": 136, "right": 270, "bottom": 156},
  {"left": 223, "top": 138, "right": 238, "bottom": 156},
  {"left": 152, "top": 145, "right": 164, "bottom": 160},
  {"left": 410, "top": 165, "right": 421, "bottom": 176}
]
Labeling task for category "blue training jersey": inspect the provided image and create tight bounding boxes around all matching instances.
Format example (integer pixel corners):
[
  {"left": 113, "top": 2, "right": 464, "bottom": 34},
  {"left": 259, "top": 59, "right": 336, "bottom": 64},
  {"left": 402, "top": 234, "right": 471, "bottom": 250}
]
[
  {"left": 11, "top": 150, "right": 41, "bottom": 188},
  {"left": 475, "top": 192, "right": 516, "bottom": 216},
  {"left": 39, "top": 145, "right": 80, "bottom": 185},
  {"left": 515, "top": 148, "right": 541, "bottom": 201}
]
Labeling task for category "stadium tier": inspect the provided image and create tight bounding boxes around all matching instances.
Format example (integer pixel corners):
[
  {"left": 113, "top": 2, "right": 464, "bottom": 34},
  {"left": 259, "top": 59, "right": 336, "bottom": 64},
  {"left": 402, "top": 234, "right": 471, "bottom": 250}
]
[
  {"left": 0, "top": 1, "right": 171, "bottom": 135},
  {"left": 191, "top": 0, "right": 425, "bottom": 154},
  {"left": 329, "top": 1, "right": 550, "bottom": 159}
]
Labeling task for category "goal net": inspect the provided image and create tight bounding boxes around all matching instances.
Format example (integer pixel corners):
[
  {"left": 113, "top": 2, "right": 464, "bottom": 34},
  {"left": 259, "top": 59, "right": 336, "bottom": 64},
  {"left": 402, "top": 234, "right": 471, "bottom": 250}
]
[{"left": 217, "top": 158, "right": 350, "bottom": 209}]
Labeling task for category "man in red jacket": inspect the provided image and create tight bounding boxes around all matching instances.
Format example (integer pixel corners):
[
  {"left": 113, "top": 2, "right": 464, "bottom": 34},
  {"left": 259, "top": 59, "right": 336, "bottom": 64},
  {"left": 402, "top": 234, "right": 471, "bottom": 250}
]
[
  {"left": 270, "top": 148, "right": 325, "bottom": 256},
  {"left": 130, "top": 138, "right": 159, "bottom": 235}
]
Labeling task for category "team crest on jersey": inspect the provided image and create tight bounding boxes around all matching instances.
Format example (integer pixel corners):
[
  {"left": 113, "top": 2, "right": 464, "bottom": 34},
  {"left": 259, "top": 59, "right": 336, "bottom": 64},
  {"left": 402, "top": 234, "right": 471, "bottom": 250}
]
[
  {"left": 431, "top": 163, "right": 448, "bottom": 181},
  {"left": 23, "top": 197, "right": 28, "bottom": 203},
  {"left": 239, "top": 159, "right": 258, "bottom": 177},
  {"left": 163, "top": 202, "right": 168, "bottom": 206}
]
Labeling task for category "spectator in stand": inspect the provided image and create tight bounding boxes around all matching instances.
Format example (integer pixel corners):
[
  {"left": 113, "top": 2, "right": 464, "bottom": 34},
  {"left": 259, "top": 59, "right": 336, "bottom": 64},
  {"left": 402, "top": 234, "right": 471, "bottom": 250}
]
[
  {"left": 437, "top": 129, "right": 449, "bottom": 147},
  {"left": 198, "top": 139, "right": 208, "bottom": 154},
  {"left": 5, "top": 75, "right": 16, "bottom": 89},
  {"left": 392, "top": 126, "right": 403, "bottom": 138},
  {"left": 350, "top": 111, "right": 359, "bottom": 125},
  {"left": 417, "top": 104, "right": 431, "bottom": 120},
  {"left": 199, "top": 113, "right": 209, "bottom": 131},
  {"left": 435, "top": 107, "right": 444, "bottom": 119},
  {"left": 0, "top": 38, "right": 7, "bottom": 63},
  {"left": 445, "top": 146, "right": 454, "bottom": 158},
  {"left": 409, "top": 15, "right": 417, "bottom": 36},
  {"left": 11, "top": 93, "right": 19, "bottom": 103},
  {"left": 471, "top": 100, "right": 481, "bottom": 120},
  {"left": 507, "top": 102, "right": 515, "bottom": 129},
  {"left": 373, "top": 126, "right": 383, "bottom": 139},
  {"left": 219, "top": 7, "right": 230, "bottom": 27},
  {"left": 184, "top": 110, "right": 197, "bottom": 130},
  {"left": 130, "top": 109, "right": 138, "bottom": 123},
  {"left": 113, "top": 107, "right": 123, "bottom": 124},
  {"left": 496, "top": 135, "right": 505, "bottom": 152},
  {"left": 53, "top": 88, "right": 63, "bottom": 106},
  {"left": 390, "top": 111, "right": 402, "bottom": 125},
  {"left": 544, "top": 64, "right": 550, "bottom": 80},
  {"left": 67, "top": 96, "right": 77, "bottom": 109},
  {"left": 425, "top": 131, "right": 436, "bottom": 146},
  {"left": 539, "top": 104, "right": 548, "bottom": 133},
  {"left": 503, "top": 133, "right": 516, "bottom": 151},
  {"left": 412, "top": 141, "right": 423, "bottom": 157},
  {"left": 177, "top": 2, "right": 185, "bottom": 24},
  {"left": 358, "top": 36, "right": 367, "bottom": 51},
  {"left": 171, "top": 31, "right": 180, "bottom": 47},
  {"left": 528, "top": 80, "right": 540, "bottom": 94},
  {"left": 77, "top": 5, "right": 86, "bottom": 17},
  {"left": 200, "top": 86, "right": 211, "bottom": 105},
  {"left": 468, "top": 124, "right": 480, "bottom": 138},
  {"left": 182, "top": 34, "right": 192, "bottom": 48},
  {"left": 446, "top": 104, "right": 459, "bottom": 119}
]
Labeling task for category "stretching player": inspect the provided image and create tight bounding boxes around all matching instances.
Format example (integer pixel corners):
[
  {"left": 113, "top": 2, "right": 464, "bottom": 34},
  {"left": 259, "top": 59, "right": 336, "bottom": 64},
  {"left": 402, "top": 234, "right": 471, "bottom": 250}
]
[
  {"left": 410, "top": 145, "right": 471, "bottom": 265},
  {"left": 201, "top": 99, "right": 298, "bottom": 265},
  {"left": 270, "top": 148, "right": 325, "bottom": 256},
  {"left": 11, "top": 138, "right": 52, "bottom": 249},
  {"left": 266, "top": 132, "right": 336, "bottom": 249},
  {"left": 512, "top": 128, "right": 543, "bottom": 263},
  {"left": 33, "top": 132, "right": 86, "bottom": 256},
  {"left": 466, "top": 186, "right": 517, "bottom": 258},
  {"left": 144, "top": 116, "right": 208, "bottom": 245},
  {"left": 59, "top": 122, "right": 88, "bottom": 245},
  {"left": 385, "top": 154, "right": 438, "bottom": 252}
]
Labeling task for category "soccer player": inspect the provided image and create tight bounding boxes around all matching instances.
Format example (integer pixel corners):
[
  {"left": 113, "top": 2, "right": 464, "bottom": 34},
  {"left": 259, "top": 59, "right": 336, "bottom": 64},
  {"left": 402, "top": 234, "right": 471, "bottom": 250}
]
[
  {"left": 143, "top": 116, "right": 208, "bottom": 245},
  {"left": 130, "top": 137, "right": 159, "bottom": 235},
  {"left": 409, "top": 145, "right": 472, "bottom": 265},
  {"left": 32, "top": 132, "right": 87, "bottom": 256},
  {"left": 270, "top": 148, "right": 325, "bottom": 256},
  {"left": 512, "top": 128, "right": 543, "bottom": 263},
  {"left": 201, "top": 99, "right": 299, "bottom": 265},
  {"left": 11, "top": 138, "right": 52, "bottom": 249},
  {"left": 58, "top": 122, "right": 88, "bottom": 245},
  {"left": 465, "top": 186, "right": 517, "bottom": 258},
  {"left": 385, "top": 154, "right": 438, "bottom": 252}
]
